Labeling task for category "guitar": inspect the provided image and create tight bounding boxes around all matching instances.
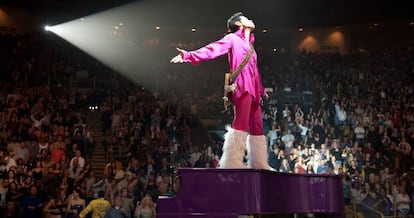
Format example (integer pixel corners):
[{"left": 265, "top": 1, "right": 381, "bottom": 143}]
[
  {"left": 223, "top": 73, "right": 269, "bottom": 110},
  {"left": 223, "top": 72, "right": 237, "bottom": 110},
  {"left": 222, "top": 44, "right": 254, "bottom": 111}
]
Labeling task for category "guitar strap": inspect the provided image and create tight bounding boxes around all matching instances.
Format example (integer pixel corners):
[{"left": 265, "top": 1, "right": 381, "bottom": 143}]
[{"left": 229, "top": 44, "right": 254, "bottom": 83}]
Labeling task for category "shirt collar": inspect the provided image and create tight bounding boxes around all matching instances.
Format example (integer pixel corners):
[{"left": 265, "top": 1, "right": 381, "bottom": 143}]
[{"left": 234, "top": 29, "right": 255, "bottom": 43}]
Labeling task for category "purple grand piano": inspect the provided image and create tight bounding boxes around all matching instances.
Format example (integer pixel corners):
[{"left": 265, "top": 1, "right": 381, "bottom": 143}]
[{"left": 157, "top": 168, "right": 345, "bottom": 218}]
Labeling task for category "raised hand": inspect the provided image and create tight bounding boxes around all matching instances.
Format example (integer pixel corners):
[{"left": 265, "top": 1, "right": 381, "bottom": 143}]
[{"left": 170, "top": 48, "right": 186, "bottom": 63}]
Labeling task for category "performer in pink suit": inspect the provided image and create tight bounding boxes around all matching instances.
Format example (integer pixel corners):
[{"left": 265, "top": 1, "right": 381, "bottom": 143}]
[{"left": 171, "top": 12, "right": 273, "bottom": 170}]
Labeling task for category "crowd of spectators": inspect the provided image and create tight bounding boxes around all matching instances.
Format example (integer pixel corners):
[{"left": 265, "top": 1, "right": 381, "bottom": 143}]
[
  {"left": 0, "top": 30, "right": 194, "bottom": 218},
  {"left": 0, "top": 30, "right": 99, "bottom": 217},
  {"left": 258, "top": 41, "right": 414, "bottom": 217},
  {"left": 0, "top": 25, "right": 414, "bottom": 218}
]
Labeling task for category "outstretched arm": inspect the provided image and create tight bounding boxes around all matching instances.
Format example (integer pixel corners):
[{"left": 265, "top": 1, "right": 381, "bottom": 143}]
[
  {"left": 79, "top": 201, "right": 93, "bottom": 218},
  {"left": 170, "top": 34, "right": 233, "bottom": 65}
]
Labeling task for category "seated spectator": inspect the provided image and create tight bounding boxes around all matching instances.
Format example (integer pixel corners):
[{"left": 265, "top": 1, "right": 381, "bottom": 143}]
[
  {"left": 395, "top": 186, "right": 411, "bottom": 217},
  {"left": 104, "top": 195, "right": 129, "bottom": 218},
  {"left": 69, "top": 150, "right": 85, "bottom": 168},
  {"left": 3, "top": 201, "right": 21, "bottom": 218},
  {"left": 133, "top": 194, "right": 156, "bottom": 218},
  {"left": 21, "top": 185, "right": 44, "bottom": 218},
  {"left": 43, "top": 188, "right": 67, "bottom": 218},
  {"left": 66, "top": 187, "right": 86, "bottom": 218}
]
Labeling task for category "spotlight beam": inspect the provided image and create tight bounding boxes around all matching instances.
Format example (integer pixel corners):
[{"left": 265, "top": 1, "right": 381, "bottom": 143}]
[{"left": 43, "top": 1, "right": 158, "bottom": 90}]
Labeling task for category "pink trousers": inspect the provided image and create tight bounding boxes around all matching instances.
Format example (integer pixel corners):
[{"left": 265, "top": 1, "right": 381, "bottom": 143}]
[{"left": 232, "top": 92, "right": 263, "bottom": 136}]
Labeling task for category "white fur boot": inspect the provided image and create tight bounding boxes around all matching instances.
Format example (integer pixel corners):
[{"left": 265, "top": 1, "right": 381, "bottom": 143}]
[
  {"left": 247, "top": 135, "right": 276, "bottom": 171},
  {"left": 218, "top": 126, "right": 247, "bottom": 168}
]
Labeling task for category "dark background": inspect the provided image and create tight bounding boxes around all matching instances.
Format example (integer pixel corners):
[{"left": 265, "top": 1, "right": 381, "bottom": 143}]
[{"left": 2, "top": 0, "right": 413, "bottom": 28}]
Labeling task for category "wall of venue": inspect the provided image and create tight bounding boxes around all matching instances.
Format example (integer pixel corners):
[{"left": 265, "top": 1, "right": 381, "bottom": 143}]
[
  {"left": 289, "top": 22, "right": 414, "bottom": 55},
  {"left": 290, "top": 26, "right": 349, "bottom": 54}
]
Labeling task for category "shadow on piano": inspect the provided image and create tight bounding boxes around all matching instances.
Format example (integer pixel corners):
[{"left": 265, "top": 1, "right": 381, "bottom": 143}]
[{"left": 157, "top": 168, "right": 345, "bottom": 218}]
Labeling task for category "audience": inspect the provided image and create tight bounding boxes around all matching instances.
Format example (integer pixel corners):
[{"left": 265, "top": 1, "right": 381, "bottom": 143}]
[{"left": 0, "top": 24, "right": 413, "bottom": 218}]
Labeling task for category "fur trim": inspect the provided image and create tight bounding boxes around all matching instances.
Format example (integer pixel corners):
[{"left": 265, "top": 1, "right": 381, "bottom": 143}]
[
  {"left": 247, "top": 135, "right": 275, "bottom": 171},
  {"left": 218, "top": 126, "right": 247, "bottom": 168}
]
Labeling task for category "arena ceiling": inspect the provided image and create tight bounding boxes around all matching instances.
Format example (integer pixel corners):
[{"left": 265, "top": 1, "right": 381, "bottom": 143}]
[{"left": 2, "top": 0, "right": 413, "bottom": 29}]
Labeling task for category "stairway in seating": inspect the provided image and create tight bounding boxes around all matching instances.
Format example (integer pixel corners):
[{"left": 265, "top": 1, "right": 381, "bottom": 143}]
[
  {"left": 189, "top": 115, "right": 214, "bottom": 149},
  {"left": 84, "top": 110, "right": 106, "bottom": 178}
]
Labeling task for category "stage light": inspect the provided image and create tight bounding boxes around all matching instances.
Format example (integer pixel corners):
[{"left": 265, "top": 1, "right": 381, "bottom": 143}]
[
  {"left": 88, "top": 106, "right": 99, "bottom": 111},
  {"left": 44, "top": 25, "right": 51, "bottom": 31}
]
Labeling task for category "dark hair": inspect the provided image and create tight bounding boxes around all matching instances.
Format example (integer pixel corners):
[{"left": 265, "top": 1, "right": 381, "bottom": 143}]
[
  {"left": 98, "top": 190, "right": 105, "bottom": 198},
  {"left": 73, "top": 186, "right": 81, "bottom": 193},
  {"left": 227, "top": 12, "right": 243, "bottom": 33}
]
